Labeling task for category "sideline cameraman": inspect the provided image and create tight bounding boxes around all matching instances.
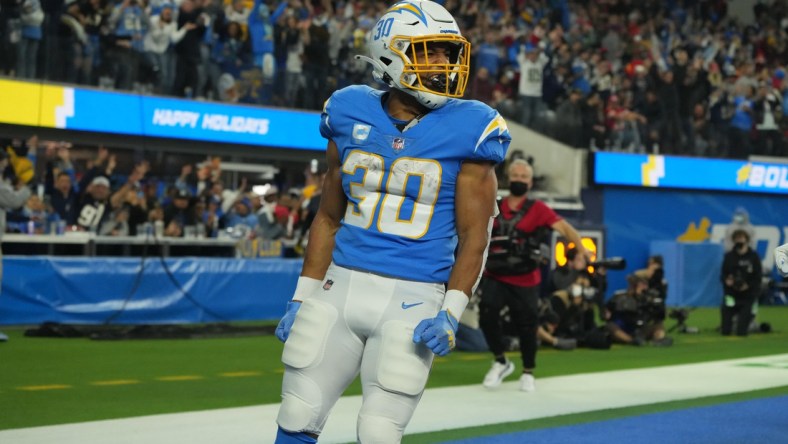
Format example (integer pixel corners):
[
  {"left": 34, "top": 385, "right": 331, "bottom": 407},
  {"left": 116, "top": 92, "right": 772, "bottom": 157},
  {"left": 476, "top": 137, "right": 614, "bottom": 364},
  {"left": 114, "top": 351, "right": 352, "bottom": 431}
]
[
  {"left": 543, "top": 274, "right": 611, "bottom": 349},
  {"left": 606, "top": 274, "right": 672, "bottom": 346},
  {"left": 479, "top": 159, "right": 589, "bottom": 392},
  {"left": 550, "top": 247, "right": 608, "bottom": 317},
  {"left": 721, "top": 229, "right": 761, "bottom": 336}
]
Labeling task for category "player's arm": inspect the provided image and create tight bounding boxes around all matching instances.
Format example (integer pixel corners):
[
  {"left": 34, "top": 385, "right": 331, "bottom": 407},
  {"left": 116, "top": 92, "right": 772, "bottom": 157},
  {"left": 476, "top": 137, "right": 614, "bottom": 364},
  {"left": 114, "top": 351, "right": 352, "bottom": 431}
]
[
  {"left": 275, "top": 140, "right": 345, "bottom": 343},
  {"left": 448, "top": 160, "right": 499, "bottom": 297},
  {"left": 413, "top": 160, "right": 497, "bottom": 356},
  {"left": 300, "top": 140, "right": 347, "bottom": 281}
]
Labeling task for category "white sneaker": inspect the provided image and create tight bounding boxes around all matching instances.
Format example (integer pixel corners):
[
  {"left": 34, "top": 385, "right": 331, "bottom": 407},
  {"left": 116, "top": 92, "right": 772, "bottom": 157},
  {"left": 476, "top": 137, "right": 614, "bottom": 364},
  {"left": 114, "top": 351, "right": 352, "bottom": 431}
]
[
  {"left": 519, "top": 373, "right": 536, "bottom": 392},
  {"left": 482, "top": 360, "right": 515, "bottom": 388}
]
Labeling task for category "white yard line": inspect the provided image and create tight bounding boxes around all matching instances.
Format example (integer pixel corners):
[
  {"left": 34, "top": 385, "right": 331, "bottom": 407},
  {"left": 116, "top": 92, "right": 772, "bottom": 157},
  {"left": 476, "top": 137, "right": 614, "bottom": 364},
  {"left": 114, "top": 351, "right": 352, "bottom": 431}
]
[{"left": 3, "top": 354, "right": 788, "bottom": 444}]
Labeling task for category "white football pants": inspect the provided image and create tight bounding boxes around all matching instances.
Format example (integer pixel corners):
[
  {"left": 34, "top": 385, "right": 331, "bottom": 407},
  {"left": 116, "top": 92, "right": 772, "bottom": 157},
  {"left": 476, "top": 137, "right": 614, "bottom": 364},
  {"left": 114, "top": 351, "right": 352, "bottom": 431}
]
[{"left": 277, "top": 263, "right": 445, "bottom": 443}]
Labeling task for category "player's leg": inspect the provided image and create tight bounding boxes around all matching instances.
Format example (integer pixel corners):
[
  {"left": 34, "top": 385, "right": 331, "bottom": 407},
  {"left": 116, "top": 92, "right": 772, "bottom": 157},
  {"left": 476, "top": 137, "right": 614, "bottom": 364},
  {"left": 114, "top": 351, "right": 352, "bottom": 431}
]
[
  {"left": 355, "top": 278, "right": 443, "bottom": 443},
  {"left": 276, "top": 265, "right": 364, "bottom": 439}
]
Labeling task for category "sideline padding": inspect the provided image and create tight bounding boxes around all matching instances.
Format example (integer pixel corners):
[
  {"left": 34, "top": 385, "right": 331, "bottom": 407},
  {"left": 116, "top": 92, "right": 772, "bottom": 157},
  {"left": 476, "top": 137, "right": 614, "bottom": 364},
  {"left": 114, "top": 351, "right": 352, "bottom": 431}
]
[{"left": 0, "top": 256, "right": 302, "bottom": 325}]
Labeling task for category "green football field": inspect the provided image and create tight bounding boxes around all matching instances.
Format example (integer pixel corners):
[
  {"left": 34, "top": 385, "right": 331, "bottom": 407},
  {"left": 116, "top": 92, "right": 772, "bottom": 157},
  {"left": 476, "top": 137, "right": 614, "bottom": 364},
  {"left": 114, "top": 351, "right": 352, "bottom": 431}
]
[{"left": 1, "top": 307, "right": 787, "bottom": 434}]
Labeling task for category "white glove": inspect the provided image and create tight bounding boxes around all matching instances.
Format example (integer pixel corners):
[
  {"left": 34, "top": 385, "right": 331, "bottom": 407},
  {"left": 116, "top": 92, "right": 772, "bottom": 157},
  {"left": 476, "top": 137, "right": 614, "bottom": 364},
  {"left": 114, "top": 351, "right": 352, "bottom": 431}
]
[{"left": 775, "top": 243, "right": 788, "bottom": 277}]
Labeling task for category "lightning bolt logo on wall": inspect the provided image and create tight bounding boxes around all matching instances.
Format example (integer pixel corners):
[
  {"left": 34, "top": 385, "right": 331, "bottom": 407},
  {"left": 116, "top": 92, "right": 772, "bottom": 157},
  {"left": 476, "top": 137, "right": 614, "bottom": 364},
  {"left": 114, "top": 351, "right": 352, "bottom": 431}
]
[
  {"left": 736, "top": 162, "right": 788, "bottom": 190},
  {"left": 640, "top": 155, "right": 665, "bottom": 187},
  {"left": 677, "top": 216, "right": 788, "bottom": 271}
]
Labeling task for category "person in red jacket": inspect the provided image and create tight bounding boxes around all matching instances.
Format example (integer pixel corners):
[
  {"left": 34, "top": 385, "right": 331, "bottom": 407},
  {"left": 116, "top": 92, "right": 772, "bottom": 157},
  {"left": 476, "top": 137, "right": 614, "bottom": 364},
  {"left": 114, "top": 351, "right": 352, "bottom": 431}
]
[{"left": 479, "top": 158, "right": 589, "bottom": 392}]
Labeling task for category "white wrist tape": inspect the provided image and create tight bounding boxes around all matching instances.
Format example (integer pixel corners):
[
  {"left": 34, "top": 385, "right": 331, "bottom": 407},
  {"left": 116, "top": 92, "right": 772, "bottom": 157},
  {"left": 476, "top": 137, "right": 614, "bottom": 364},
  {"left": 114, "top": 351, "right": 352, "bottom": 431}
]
[
  {"left": 441, "top": 289, "right": 469, "bottom": 320},
  {"left": 293, "top": 276, "right": 321, "bottom": 302}
]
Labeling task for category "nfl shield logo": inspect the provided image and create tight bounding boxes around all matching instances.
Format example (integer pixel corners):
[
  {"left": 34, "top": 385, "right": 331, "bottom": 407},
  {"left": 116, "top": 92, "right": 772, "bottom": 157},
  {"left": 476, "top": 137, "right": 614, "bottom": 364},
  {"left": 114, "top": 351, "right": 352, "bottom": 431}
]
[
  {"left": 323, "top": 279, "right": 334, "bottom": 291},
  {"left": 392, "top": 137, "right": 405, "bottom": 152}
]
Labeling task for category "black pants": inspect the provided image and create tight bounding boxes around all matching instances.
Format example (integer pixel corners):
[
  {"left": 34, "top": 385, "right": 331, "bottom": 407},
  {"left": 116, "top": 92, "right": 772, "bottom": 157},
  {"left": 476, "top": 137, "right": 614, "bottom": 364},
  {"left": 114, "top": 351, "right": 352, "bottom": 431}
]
[
  {"left": 479, "top": 278, "right": 539, "bottom": 369},
  {"left": 721, "top": 297, "right": 754, "bottom": 337}
]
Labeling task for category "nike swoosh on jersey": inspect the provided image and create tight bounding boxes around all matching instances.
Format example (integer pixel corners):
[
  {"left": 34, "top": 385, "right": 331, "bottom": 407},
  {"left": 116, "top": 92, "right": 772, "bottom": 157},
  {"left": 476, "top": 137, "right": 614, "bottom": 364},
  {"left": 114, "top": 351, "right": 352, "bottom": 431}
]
[{"left": 401, "top": 302, "right": 424, "bottom": 310}]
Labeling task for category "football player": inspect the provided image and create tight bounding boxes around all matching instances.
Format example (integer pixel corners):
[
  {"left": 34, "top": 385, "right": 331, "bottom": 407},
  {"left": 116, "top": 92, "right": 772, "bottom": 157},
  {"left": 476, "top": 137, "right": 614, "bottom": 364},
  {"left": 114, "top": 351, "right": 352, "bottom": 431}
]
[{"left": 273, "top": 1, "right": 511, "bottom": 443}]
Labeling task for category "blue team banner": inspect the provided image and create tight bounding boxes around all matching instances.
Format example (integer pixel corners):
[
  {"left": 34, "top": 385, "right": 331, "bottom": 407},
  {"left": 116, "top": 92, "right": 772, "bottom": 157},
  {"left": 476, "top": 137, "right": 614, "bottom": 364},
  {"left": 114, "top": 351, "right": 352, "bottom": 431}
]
[
  {"left": 6, "top": 79, "right": 325, "bottom": 150},
  {"left": 594, "top": 152, "right": 788, "bottom": 195},
  {"left": 140, "top": 96, "right": 324, "bottom": 149}
]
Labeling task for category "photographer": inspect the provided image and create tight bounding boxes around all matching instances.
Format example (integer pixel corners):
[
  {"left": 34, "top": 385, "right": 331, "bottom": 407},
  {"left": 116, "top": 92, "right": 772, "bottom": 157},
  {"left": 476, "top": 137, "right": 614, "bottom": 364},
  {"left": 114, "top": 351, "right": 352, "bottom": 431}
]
[
  {"left": 550, "top": 247, "right": 609, "bottom": 317},
  {"left": 479, "top": 159, "right": 589, "bottom": 391},
  {"left": 634, "top": 255, "right": 667, "bottom": 299},
  {"left": 542, "top": 274, "right": 610, "bottom": 350},
  {"left": 721, "top": 229, "right": 762, "bottom": 336},
  {"left": 606, "top": 274, "right": 672, "bottom": 347}
]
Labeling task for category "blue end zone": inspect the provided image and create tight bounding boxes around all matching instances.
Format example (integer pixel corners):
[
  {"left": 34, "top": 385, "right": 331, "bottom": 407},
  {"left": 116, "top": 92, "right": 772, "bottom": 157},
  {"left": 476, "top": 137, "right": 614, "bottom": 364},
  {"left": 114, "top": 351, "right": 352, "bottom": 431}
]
[{"left": 448, "top": 395, "right": 788, "bottom": 444}]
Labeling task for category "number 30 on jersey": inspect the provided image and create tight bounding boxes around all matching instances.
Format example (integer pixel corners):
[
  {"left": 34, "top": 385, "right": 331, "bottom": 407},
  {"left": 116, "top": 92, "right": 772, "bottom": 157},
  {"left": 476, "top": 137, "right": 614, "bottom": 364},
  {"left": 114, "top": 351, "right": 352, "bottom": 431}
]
[{"left": 342, "top": 150, "right": 441, "bottom": 239}]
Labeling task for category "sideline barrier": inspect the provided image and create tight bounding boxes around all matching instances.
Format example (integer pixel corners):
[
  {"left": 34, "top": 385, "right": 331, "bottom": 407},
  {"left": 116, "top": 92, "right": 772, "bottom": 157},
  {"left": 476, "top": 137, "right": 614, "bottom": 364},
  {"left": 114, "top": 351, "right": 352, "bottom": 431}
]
[{"left": 0, "top": 256, "right": 302, "bottom": 325}]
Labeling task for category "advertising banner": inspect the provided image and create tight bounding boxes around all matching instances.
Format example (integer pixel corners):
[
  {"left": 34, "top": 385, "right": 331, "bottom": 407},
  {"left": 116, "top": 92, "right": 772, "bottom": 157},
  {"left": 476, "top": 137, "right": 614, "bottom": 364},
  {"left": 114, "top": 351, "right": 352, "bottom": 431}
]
[
  {"left": 594, "top": 152, "right": 788, "bottom": 195},
  {"left": 0, "top": 80, "right": 324, "bottom": 150}
]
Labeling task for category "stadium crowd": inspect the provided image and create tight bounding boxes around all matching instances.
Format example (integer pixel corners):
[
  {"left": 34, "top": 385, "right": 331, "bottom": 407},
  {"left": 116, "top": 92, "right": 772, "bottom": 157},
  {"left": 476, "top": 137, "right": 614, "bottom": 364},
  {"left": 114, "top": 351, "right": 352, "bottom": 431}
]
[
  {"left": 2, "top": 136, "right": 322, "bottom": 248},
  {"left": 2, "top": 0, "right": 788, "bottom": 157}
]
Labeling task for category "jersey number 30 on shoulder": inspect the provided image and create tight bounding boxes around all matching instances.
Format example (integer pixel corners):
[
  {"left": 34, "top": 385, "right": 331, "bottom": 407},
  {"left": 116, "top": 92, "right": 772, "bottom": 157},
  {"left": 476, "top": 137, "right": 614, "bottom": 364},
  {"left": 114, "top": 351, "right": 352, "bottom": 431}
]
[{"left": 342, "top": 150, "right": 442, "bottom": 239}]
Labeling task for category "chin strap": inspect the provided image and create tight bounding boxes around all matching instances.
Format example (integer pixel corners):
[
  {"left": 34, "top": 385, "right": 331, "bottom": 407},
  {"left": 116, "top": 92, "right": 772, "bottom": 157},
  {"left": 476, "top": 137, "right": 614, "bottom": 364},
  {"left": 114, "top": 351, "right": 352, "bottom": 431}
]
[{"left": 355, "top": 55, "right": 390, "bottom": 86}]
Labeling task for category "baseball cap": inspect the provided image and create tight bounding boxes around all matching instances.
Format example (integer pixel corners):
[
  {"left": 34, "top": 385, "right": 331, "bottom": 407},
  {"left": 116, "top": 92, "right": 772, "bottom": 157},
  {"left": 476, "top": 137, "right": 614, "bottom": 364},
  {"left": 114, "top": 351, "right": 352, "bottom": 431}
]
[{"left": 91, "top": 176, "right": 110, "bottom": 187}]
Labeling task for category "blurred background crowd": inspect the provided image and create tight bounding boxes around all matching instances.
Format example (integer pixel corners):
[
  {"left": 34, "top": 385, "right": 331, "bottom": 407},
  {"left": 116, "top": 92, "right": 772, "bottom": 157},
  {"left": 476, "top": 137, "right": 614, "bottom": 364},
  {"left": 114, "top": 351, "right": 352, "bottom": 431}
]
[
  {"left": 2, "top": 0, "right": 788, "bottom": 158},
  {"left": 2, "top": 135, "right": 325, "bottom": 250}
]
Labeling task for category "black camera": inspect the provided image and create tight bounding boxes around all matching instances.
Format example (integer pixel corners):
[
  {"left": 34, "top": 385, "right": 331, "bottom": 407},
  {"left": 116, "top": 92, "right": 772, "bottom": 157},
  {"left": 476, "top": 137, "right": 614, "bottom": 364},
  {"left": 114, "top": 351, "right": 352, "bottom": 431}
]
[{"left": 590, "top": 257, "right": 627, "bottom": 270}]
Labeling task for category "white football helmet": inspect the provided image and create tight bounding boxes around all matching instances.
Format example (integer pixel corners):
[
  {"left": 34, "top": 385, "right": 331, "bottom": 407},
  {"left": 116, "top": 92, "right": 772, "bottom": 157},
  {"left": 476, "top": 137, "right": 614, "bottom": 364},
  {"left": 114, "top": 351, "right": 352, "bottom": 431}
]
[{"left": 358, "top": 0, "right": 470, "bottom": 109}]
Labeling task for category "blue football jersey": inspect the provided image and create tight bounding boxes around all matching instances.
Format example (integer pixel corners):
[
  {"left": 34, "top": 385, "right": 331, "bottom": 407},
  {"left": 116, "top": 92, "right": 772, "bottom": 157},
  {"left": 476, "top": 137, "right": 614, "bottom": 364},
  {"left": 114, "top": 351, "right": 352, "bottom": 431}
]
[{"left": 320, "top": 85, "right": 511, "bottom": 283}]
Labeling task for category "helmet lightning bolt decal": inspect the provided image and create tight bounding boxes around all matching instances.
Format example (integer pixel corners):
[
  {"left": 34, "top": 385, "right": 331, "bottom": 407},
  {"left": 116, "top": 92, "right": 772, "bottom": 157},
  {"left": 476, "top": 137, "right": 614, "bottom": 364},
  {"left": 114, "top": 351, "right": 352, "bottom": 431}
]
[{"left": 386, "top": 2, "right": 428, "bottom": 25}]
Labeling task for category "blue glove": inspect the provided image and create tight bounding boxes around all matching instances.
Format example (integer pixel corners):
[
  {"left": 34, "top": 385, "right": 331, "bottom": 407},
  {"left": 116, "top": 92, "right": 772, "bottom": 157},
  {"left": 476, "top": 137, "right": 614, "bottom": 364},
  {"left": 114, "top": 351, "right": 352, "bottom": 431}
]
[
  {"left": 412, "top": 310, "right": 459, "bottom": 357},
  {"left": 275, "top": 301, "right": 301, "bottom": 343}
]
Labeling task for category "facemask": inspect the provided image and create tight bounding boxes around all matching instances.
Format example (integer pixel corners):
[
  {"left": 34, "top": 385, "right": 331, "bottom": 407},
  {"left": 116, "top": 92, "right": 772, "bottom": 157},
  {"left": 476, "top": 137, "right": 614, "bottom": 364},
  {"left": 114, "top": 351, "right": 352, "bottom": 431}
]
[
  {"left": 570, "top": 284, "right": 583, "bottom": 298},
  {"left": 509, "top": 181, "right": 529, "bottom": 197},
  {"left": 735, "top": 241, "right": 746, "bottom": 250}
]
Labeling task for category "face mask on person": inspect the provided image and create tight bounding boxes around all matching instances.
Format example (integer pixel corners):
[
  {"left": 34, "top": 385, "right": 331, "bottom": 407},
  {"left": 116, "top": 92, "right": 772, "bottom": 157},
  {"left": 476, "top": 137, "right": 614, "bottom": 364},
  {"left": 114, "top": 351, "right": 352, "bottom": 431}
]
[
  {"left": 735, "top": 241, "right": 746, "bottom": 250},
  {"left": 509, "top": 181, "right": 529, "bottom": 197},
  {"left": 570, "top": 284, "right": 583, "bottom": 298}
]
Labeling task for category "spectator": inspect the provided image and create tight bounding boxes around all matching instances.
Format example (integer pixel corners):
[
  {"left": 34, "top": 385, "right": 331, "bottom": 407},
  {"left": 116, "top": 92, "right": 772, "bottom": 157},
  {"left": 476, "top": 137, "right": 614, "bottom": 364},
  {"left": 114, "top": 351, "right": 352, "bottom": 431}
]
[
  {"left": 516, "top": 43, "right": 549, "bottom": 129},
  {"left": 76, "top": 176, "right": 113, "bottom": 232},
  {"left": 302, "top": 8, "right": 331, "bottom": 110},
  {"left": 224, "top": 196, "right": 258, "bottom": 232},
  {"left": 225, "top": 0, "right": 250, "bottom": 26},
  {"left": 107, "top": 0, "right": 147, "bottom": 90},
  {"left": 46, "top": 171, "right": 78, "bottom": 225},
  {"left": 470, "top": 66, "right": 495, "bottom": 105},
  {"left": 144, "top": 4, "right": 191, "bottom": 94},
  {"left": 16, "top": 0, "right": 44, "bottom": 79},
  {"left": 173, "top": 0, "right": 207, "bottom": 97},
  {"left": 162, "top": 188, "right": 197, "bottom": 235},
  {"left": 555, "top": 88, "right": 583, "bottom": 147},
  {"left": 753, "top": 81, "right": 784, "bottom": 156},
  {"left": 490, "top": 68, "right": 517, "bottom": 121},
  {"left": 729, "top": 86, "right": 754, "bottom": 159}
]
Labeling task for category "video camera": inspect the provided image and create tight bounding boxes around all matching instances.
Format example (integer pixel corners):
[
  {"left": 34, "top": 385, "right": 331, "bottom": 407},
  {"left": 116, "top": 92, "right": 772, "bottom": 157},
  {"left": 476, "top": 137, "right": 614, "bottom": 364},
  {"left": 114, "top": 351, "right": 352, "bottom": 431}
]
[{"left": 589, "top": 257, "right": 627, "bottom": 270}]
